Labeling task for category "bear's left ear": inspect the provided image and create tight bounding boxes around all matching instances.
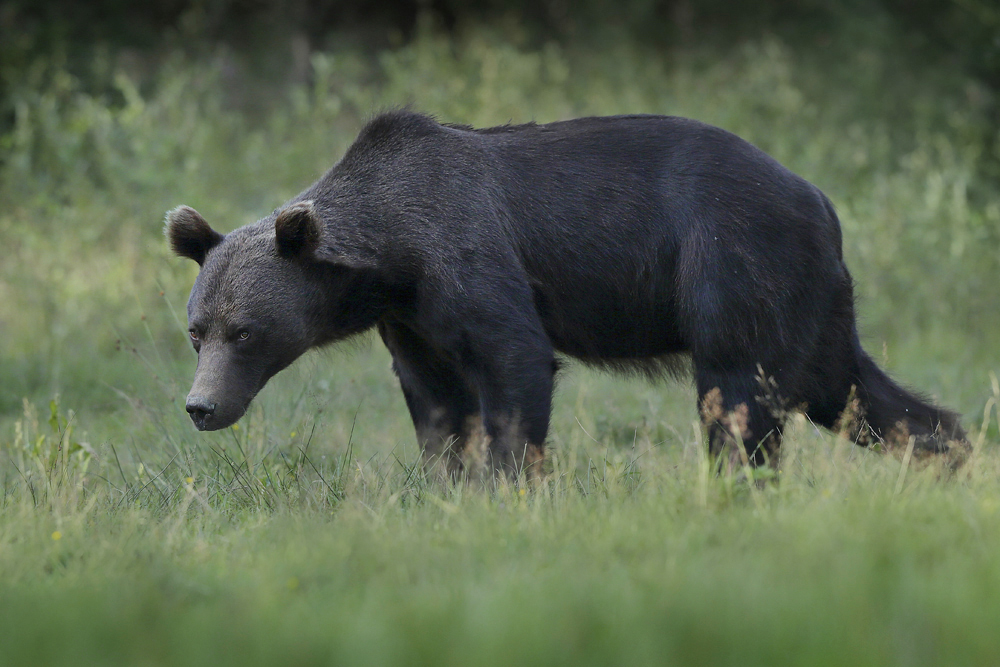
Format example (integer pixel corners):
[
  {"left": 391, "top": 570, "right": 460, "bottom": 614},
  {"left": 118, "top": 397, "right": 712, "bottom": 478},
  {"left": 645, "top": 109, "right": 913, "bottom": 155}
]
[
  {"left": 275, "top": 200, "right": 377, "bottom": 268},
  {"left": 165, "top": 206, "right": 224, "bottom": 265},
  {"left": 274, "top": 200, "right": 321, "bottom": 259}
]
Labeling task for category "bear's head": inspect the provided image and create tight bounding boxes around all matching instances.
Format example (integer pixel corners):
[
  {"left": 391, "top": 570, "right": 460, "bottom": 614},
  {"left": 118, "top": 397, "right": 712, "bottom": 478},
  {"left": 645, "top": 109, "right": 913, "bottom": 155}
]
[{"left": 166, "top": 201, "right": 375, "bottom": 431}]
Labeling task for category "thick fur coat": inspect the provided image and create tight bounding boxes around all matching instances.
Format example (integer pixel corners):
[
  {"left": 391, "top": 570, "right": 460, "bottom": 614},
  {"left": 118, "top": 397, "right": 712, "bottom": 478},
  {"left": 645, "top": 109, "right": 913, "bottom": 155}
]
[{"left": 167, "top": 111, "right": 966, "bottom": 477}]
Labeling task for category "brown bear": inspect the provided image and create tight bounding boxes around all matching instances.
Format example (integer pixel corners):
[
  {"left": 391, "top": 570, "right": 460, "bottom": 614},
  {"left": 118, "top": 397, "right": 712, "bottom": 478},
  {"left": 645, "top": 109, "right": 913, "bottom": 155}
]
[{"left": 167, "top": 110, "right": 967, "bottom": 479}]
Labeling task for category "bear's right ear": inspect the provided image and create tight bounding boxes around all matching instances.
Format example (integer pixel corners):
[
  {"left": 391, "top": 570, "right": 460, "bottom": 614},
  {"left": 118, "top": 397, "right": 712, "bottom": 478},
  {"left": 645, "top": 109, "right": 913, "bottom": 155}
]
[{"left": 165, "top": 206, "right": 224, "bottom": 265}]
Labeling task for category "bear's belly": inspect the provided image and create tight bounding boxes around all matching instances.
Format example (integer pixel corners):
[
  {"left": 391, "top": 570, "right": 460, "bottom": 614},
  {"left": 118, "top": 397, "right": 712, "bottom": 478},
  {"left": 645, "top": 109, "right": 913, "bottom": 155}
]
[{"left": 532, "top": 281, "right": 686, "bottom": 361}]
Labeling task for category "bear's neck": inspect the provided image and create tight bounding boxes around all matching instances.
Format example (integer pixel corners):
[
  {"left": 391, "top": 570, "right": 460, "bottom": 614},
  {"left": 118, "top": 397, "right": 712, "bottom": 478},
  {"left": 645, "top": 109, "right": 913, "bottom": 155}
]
[{"left": 311, "top": 264, "right": 399, "bottom": 347}]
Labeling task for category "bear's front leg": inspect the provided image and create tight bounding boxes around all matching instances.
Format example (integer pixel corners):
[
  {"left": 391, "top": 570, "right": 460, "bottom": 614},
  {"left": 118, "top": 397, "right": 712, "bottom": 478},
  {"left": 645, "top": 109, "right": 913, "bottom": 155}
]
[
  {"left": 378, "top": 322, "right": 480, "bottom": 480},
  {"left": 464, "top": 323, "right": 555, "bottom": 484},
  {"left": 387, "top": 275, "right": 555, "bottom": 484}
]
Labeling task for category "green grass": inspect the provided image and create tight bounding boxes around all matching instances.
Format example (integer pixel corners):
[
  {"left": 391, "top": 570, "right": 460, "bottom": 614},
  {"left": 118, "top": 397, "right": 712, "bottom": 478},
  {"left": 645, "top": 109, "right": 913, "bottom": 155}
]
[
  {"left": 3, "top": 366, "right": 1000, "bottom": 666},
  {"left": 2, "top": 16, "right": 1000, "bottom": 666},
  {"left": 2, "top": 348, "right": 1000, "bottom": 666}
]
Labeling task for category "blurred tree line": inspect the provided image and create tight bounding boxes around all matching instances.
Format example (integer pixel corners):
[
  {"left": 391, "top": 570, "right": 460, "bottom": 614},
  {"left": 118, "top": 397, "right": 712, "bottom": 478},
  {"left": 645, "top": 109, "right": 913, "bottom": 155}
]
[
  {"left": 1, "top": 0, "right": 998, "bottom": 178},
  {"left": 2, "top": 0, "right": 998, "bottom": 90},
  {"left": 2, "top": 0, "right": 997, "bottom": 222},
  {"left": 0, "top": 0, "right": 995, "bottom": 207},
  {"left": 0, "top": 0, "right": 994, "bottom": 212}
]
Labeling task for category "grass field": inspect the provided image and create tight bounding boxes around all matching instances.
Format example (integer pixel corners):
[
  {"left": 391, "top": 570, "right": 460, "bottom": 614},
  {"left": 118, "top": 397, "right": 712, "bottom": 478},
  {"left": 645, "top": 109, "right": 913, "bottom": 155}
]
[{"left": 2, "top": 17, "right": 1000, "bottom": 666}]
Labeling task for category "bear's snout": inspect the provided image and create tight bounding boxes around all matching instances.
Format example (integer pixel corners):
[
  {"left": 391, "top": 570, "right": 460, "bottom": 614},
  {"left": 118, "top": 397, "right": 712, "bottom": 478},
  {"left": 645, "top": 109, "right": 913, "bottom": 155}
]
[{"left": 186, "top": 395, "right": 217, "bottom": 430}]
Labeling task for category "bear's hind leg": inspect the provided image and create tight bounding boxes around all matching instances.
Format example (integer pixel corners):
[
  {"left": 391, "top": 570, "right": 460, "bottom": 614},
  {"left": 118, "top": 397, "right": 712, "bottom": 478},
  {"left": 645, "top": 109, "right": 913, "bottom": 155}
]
[{"left": 695, "top": 364, "right": 784, "bottom": 471}]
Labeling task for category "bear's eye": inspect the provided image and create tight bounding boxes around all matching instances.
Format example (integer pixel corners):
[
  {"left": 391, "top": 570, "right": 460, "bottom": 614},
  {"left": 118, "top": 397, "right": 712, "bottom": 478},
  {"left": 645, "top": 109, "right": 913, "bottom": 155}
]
[
  {"left": 238, "top": 330, "right": 250, "bottom": 341},
  {"left": 189, "top": 330, "right": 199, "bottom": 341}
]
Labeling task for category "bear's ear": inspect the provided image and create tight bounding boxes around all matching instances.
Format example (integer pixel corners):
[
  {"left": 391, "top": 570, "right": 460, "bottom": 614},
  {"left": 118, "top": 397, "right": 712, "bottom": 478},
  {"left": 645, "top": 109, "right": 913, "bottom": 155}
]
[
  {"left": 275, "top": 200, "right": 376, "bottom": 268},
  {"left": 165, "top": 206, "right": 224, "bottom": 265},
  {"left": 274, "top": 200, "right": 321, "bottom": 259}
]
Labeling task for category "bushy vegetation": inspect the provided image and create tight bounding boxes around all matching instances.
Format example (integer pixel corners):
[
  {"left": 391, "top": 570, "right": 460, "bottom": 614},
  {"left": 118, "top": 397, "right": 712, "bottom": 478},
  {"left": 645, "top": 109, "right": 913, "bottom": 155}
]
[{"left": 1, "top": 5, "right": 999, "bottom": 664}]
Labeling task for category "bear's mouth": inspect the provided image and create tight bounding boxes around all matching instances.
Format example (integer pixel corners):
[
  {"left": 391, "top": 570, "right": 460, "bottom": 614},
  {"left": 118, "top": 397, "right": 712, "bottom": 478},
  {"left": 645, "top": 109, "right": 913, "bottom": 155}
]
[
  {"left": 185, "top": 397, "right": 251, "bottom": 431},
  {"left": 190, "top": 411, "right": 215, "bottom": 431}
]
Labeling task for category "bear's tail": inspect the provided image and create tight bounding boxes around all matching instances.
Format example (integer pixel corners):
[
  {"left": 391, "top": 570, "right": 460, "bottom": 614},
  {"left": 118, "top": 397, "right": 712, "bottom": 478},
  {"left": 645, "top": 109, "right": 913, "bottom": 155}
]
[{"left": 852, "top": 335, "right": 967, "bottom": 455}]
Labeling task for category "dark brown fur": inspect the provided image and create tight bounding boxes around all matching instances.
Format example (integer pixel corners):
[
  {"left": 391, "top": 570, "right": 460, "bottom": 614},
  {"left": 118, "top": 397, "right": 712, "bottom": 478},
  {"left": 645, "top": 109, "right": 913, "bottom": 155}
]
[{"left": 167, "top": 111, "right": 967, "bottom": 479}]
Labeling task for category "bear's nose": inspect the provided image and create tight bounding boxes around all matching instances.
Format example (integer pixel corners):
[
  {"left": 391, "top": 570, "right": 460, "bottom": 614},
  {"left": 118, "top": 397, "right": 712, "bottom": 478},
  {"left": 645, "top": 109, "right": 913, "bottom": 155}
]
[{"left": 185, "top": 396, "right": 217, "bottom": 429}]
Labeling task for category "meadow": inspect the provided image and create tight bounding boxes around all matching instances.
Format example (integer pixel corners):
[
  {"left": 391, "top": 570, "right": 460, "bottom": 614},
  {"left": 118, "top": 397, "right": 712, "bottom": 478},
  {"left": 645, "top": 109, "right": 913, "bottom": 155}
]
[{"left": 2, "top": 15, "right": 1000, "bottom": 665}]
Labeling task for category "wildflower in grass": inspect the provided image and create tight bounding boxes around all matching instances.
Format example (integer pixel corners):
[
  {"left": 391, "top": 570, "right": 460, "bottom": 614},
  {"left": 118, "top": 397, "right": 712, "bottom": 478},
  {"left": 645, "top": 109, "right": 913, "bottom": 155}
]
[{"left": 51, "top": 531, "right": 62, "bottom": 541}]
